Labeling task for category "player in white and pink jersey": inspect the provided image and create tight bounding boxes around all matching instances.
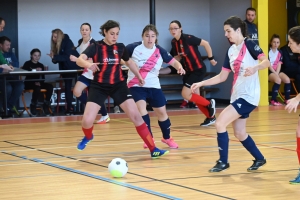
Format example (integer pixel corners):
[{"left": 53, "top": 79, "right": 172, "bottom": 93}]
[
  {"left": 268, "top": 34, "right": 290, "bottom": 106},
  {"left": 191, "top": 16, "right": 270, "bottom": 173},
  {"left": 126, "top": 24, "right": 185, "bottom": 149},
  {"left": 70, "top": 23, "right": 110, "bottom": 124}
]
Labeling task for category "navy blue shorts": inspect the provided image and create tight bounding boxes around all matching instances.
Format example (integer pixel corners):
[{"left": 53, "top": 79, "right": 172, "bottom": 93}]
[
  {"left": 231, "top": 98, "right": 257, "bottom": 119},
  {"left": 129, "top": 87, "right": 166, "bottom": 108},
  {"left": 78, "top": 75, "right": 91, "bottom": 87}
]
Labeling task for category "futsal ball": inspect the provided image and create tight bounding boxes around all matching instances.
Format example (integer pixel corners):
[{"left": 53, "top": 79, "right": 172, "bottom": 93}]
[{"left": 108, "top": 158, "right": 128, "bottom": 178}]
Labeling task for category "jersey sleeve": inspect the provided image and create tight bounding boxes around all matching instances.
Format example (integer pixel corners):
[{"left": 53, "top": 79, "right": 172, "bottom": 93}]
[
  {"left": 125, "top": 42, "right": 141, "bottom": 57},
  {"left": 278, "top": 49, "right": 283, "bottom": 64},
  {"left": 222, "top": 49, "right": 231, "bottom": 71},
  {"left": 186, "top": 34, "right": 202, "bottom": 46},
  {"left": 82, "top": 43, "right": 96, "bottom": 58},
  {"left": 157, "top": 45, "right": 174, "bottom": 64},
  {"left": 121, "top": 43, "right": 130, "bottom": 62},
  {"left": 245, "top": 38, "right": 264, "bottom": 60}
]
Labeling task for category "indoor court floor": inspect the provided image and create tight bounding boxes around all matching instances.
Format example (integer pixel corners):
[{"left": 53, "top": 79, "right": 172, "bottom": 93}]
[{"left": 0, "top": 106, "right": 299, "bottom": 199}]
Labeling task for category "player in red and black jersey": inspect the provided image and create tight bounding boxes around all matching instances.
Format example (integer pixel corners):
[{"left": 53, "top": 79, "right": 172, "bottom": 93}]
[
  {"left": 76, "top": 20, "right": 168, "bottom": 158},
  {"left": 169, "top": 20, "right": 218, "bottom": 126}
]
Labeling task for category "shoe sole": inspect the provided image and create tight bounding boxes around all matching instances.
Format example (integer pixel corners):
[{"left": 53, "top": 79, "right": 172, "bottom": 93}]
[
  {"left": 96, "top": 118, "right": 111, "bottom": 124},
  {"left": 200, "top": 119, "right": 216, "bottom": 127},
  {"left": 161, "top": 140, "right": 179, "bottom": 149},
  {"left": 210, "top": 99, "right": 216, "bottom": 117},
  {"left": 209, "top": 167, "right": 230, "bottom": 173},
  {"left": 289, "top": 182, "right": 300, "bottom": 185},
  {"left": 151, "top": 150, "right": 169, "bottom": 159}
]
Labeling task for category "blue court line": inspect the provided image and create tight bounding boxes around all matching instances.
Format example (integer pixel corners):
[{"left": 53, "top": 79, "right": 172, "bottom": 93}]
[{"left": 2, "top": 152, "right": 182, "bottom": 200}]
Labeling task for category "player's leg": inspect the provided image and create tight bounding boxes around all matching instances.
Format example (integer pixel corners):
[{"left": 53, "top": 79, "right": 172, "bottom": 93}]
[
  {"left": 73, "top": 76, "right": 88, "bottom": 107},
  {"left": 209, "top": 104, "right": 241, "bottom": 172},
  {"left": 290, "top": 116, "right": 300, "bottom": 184},
  {"left": 279, "top": 72, "right": 291, "bottom": 103},
  {"left": 269, "top": 73, "right": 282, "bottom": 105}
]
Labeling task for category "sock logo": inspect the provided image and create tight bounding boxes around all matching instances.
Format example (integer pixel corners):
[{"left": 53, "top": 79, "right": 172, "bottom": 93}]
[
  {"left": 218, "top": 147, "right": 223, "bottom": 150},
  {"left": 237, "top": 103, "right": 242, "bottom": 108}
]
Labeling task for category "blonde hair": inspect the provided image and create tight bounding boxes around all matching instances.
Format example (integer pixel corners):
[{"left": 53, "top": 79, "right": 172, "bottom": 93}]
[{"left": 51, "top": 29, "right": 64, "bottom": 55}]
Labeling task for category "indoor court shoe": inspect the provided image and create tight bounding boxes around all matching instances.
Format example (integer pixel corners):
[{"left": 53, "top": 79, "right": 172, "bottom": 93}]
[
  {"left": 96, "top": 115, "right": 110, "bottom": 124},
  {"left": 143, "top": 138, "right": 155, "bottom": 149},
  {"left": 289, "top": 170, "right": 300, "bottom": 185},
  {"left": 270, "top": 100, "right": 282, "bottom": 106},
  {"left": 207, "top": 99, "right": 216, "bottom": 118},
  {"left": 151, "top": 147, "right": 169, "bottom": 159},
  {"left": 161, "top": 137, "right": 179, "bottom": 149},
  {"left": 209, "top": 160, "right": 230, "bottom": 172},
  {"left": 247, "top": 159, "right": 266, "bottom": 171},
  {"left": 200, "top": 116, "right": 216, "bottom": 126},
  {"left": 180, "top": 100, "right": 188, "bottom": 108},
  {"left": 77, "top": 134, "right": 94, "bottom": 151}
]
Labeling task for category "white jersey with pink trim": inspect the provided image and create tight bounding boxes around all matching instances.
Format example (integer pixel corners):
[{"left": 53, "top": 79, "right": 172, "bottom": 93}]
[
  {"left": 268, "top": 49, "right": 283, "bottom": 71},
  {"left": 222, "top": 38, "right": 265, "bottom": 106},
  {"left": 80, "top": 38, "right": 94, "bottom": 80},
  {"left": 126, "top": 41, "right": 175, "bottom": 88}
]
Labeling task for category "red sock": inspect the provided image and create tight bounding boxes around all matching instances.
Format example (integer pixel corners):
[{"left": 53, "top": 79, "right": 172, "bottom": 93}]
[
  {"left": 297, "top": 137, "right": 300, "bottom": 165},
  {"left": 196, "top": 104, "right": 210, "bottom": 118},
  {"left": 82, "top": 126, "right": 93, "bottom": 139},
  {"left": 190, "top": 93, "right": 210, "bottom": 106},
  {"left": 136, "top": 123, "right": 155, "bottom": 152}
]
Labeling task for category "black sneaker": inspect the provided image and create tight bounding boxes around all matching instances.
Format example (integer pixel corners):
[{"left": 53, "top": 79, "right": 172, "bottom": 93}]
[
  {"left": 43, "top": 102, "right": 51, "bottom": 116},
  {"left": 30, "top": 104, "right": 37, "bottom": 116},
  {"left": 200, "top": 116, "right": 216, "bottom": 126},
  {"left": 207, "top": 99, "right": 216, "bottom": 118},
  {"left": 209, "top": 160, "right": 230, "bottom": 172},
  {"left": 247, "top": 159, "right": 266, "bottom": 171}
]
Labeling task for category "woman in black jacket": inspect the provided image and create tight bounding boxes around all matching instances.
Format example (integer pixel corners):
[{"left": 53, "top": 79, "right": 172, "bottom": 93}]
[
  {"left": 23, "top": 48, "right": 53, "bottom": 116},
  {"left": 48, "top": 29, "right": 79, "bottom": 115}
]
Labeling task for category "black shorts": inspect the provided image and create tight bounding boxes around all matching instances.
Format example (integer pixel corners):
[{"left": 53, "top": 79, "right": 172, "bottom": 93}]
[
  {"left": 87, "top": 80, "right": 132, "bottom": 106},
  {"left": 182, "top": 68, "right": 207, "bottom": 88}
]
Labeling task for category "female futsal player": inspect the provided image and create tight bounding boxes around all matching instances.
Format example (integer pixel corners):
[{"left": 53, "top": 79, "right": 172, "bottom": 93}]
[
  {"left": 191, "top": 16, "right": 269, "bottom": 172},
  {"left": 169, "top": 20, "right": 217, "bottom": 126},
  {"left": 126, "top": 24, "right": 185, "bottom": 149},
  {"left": 76, "top": 20, "right": 168, "bottom": 158},
  {"left": 284, "top": 26, "right": 300, "bottom": 184}
]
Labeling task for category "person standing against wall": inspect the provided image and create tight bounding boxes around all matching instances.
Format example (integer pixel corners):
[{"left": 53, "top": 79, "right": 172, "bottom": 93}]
[{"left": 245, "top": 7, "right": 259, "bottom": 45}]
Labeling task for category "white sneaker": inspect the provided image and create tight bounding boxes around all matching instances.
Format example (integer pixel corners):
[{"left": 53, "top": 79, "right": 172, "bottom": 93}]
[
  {"left": 114, "top": 106, "right": 120, "bottom": 113},
  {"left": 96, "top": 115, "right": 110, "bottom": 124}
]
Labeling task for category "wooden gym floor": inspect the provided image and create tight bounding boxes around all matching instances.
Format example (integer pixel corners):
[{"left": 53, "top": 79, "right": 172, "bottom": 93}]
[{"left": 0, "top": 106, "right": 299, "bottom": 199}]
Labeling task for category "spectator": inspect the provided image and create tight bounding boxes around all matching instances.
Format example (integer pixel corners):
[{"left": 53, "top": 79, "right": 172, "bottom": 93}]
[
  {"left": 245, "top": 7, "right": 259, "bottom": 45},
  {"left": 0, "top": 36, "right": 24, "bottom": 115}
]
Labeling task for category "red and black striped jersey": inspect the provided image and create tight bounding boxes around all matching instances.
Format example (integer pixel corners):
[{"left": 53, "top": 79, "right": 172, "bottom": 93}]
[
  {"left": 82, "top": 40, "right": 130, "bottom": 84},
  {"left": 171, "top": 33, "right": 205, "bottom": 72}
]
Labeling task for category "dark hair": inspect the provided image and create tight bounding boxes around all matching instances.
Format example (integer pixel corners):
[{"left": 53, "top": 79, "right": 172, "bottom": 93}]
[
  {"left": 30, "top": 48, "right": 41, "bottom": 56},
  {"left": 288, "top": 26, "right": 300, "bottom": 44},
  {"left": 142, "top": 24, "right": 159, "bottom": 44},
  {"left": 246, "top": 7, "right": 256, "bottom": 13},
  {"left": 269, "top": 34, "right": 280, "bottom": 48},
  {"left": 170, "top": 20, "right": 183, "bottom": 33},
  {"left": 81, "top": 23, "right": 91, "bottom": 31},
  {"left": 224, "top": 16, "right": 248, "bottom": 37},
  {"left": 100, "top": 20, "right": 120, "bottom": 37},
  {"left": 0, "top": 17, "right": 4, "bottom": 24},
  {"left": 0, "top": 36, "right": 11, "bottom": 44}
]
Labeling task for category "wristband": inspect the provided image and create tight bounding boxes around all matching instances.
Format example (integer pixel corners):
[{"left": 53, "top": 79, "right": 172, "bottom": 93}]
[{"left": 208, "top": 56, "right": 214, "bottom": 61}]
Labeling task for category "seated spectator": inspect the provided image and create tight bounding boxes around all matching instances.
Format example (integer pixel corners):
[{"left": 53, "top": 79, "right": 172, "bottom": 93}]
[
  {"left": 280, "top": 44, "right": 300, "bottom": 93},
  {"left": 22, "top": 48, "right": 53, "bottom": 116},
  {"left": 0, "top": 36, "right": 24, "bottom": 115}
]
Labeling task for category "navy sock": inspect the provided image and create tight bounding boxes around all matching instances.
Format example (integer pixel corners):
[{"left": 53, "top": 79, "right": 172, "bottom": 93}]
[
  {"left": 217, "top": 132, "right": 229, "bottom": 163},
  {"left": 240, "top": 135, "right": 264, "bottom": 160},
  {"left": 100, "top": 103, "right": 107, "bottom": 116},
  {"left": 142, "top": 114, "right": 152, "bottom": 137},
  {"left": 271, "top": 83, "right": 280, "bottom": 101},
  {"left": 284, "top": 83, "right": 291, "bottom": 100},
  {"left": 78, "top": 92, "right": 87, "bottom": 105},
  {"left": 158, "top": 118, "right": 171, "bottom": 139}
]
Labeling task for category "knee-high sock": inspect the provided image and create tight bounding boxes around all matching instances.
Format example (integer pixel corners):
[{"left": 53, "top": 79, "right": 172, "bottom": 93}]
[
  {"left": 284, "top": 83, "right": 291, "bottom": 100},
  {"left": 142, "top": 114, "right": 152, "bottom": 136},
  {"left": 190, "top": 93, "right": 210, "bottom": 106},
  {"left": 271, "top": 83, "right": 280, "bottom": 101},
  {"left": 195, "top": 104, "right": 210, "bottom": 118},
  {"left": 100, "top": 104, "right": 108, "bottom": 116},
  {"left": 82, "top": 126, "right": 93, "bottom": 139},
  {"left": 158, "top": 118, "right": 171, "bottom": 139},
  {"left": 136, "top": 123, "right": 155, "bottom": 152},
  {"left": 297, "top": 137, "right": 300, "bottom": 165},
  {"left": 240, "top": 135, "right": 264, "bottom": 160},
  {"left": 218, "top": 131, "right": 229, "bottom": 163}
]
